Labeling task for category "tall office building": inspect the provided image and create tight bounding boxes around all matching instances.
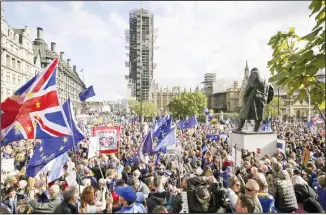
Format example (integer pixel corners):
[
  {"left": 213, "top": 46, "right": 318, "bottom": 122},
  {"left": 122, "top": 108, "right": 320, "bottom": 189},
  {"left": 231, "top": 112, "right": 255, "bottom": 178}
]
[{"left": 125, "top": 9, "right": 157, "bottom": 103}]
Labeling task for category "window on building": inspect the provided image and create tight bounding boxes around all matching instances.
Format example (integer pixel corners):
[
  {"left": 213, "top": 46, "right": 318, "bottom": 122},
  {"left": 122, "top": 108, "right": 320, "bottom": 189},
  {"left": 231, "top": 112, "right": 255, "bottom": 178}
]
[
  {"left": 17, "top": 61, "right": 21, "bottom": 70},
  {"left": 12, "top": 74, "right": 16, "bottom": 84},
  {"left": 6, "top": 55, "right": 10, "bottom": 66},
  {"left": 12, "top": 58, "right": 15, "bottom": 68},
  {"left": 17, "top": 76, "right": 21, "bottom": 85},
  {"left": 6, "top": 72, "right": 10, "bottom": 82},
  {"left": 6, "top": 89, "right": 10, "bottom": 97}
]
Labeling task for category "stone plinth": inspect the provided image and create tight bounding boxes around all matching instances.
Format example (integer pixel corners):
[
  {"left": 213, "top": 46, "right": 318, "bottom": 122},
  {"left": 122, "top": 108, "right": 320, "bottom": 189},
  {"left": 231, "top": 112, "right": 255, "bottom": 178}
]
[{"left": 228, "top": 130, "right": 277, "bottom": 159}]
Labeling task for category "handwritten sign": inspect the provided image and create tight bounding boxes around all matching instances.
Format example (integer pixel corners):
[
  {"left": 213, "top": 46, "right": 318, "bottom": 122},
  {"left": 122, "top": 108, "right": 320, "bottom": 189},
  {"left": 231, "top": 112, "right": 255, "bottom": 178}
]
[{"left": 1, "top": 159, "right": 15, "bottom": 172}]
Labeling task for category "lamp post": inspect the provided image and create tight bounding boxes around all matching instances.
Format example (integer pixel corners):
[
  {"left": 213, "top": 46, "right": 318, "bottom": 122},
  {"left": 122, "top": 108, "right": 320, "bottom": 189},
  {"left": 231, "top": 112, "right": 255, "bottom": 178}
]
[{"left": 306, "top": 87, "right": 311, "bottom": 122}]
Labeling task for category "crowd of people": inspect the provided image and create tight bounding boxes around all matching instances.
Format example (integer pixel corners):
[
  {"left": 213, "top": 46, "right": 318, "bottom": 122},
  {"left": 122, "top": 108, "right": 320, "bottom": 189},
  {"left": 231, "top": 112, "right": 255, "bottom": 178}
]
[{"left": 0, "top": 118, "right": 325, "bottom": 214}]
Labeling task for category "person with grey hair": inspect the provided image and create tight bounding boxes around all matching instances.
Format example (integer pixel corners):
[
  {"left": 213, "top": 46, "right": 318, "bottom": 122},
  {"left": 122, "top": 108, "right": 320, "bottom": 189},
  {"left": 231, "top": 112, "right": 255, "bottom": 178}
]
[
  {"left": 54, "top": 186, "right": 79, "bottom": 214},
  {"left": 129, "top": 178, "right": 150, "bottom": 197},
  {"left": 29, "top": 184, "right": 62, "bottom": 213}
]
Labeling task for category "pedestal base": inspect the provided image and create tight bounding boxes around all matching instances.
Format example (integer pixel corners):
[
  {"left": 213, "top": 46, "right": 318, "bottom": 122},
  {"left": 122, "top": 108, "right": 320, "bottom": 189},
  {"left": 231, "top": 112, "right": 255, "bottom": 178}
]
[{"left": 229, "top": 130, "right": 277, "bottom": 160}]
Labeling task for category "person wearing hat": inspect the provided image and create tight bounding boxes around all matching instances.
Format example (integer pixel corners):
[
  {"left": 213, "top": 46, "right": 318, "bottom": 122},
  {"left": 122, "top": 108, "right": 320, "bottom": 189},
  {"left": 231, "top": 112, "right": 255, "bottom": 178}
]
[
  {"left": 244, "top": 179, "right": 263, "bottom": 213},
  {"left": 115, "top": 186, "right": 147, "bottom": 213}
]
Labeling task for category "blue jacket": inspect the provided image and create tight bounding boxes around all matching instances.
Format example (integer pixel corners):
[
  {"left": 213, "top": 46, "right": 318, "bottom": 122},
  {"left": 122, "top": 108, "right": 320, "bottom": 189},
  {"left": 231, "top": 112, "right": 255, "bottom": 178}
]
[
  {"left": 115, "top": 202, "right": 147, "bottom": 213},
  {"left": 317, "top": 187, "right": 326, "bottom": 211},
  {"left": 258, "top": 193, "right": 277, "bottom": 213}
]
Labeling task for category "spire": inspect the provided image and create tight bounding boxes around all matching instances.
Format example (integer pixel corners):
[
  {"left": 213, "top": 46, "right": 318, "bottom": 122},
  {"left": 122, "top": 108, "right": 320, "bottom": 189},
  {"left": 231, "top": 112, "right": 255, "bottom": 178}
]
[{"left": 245, "top": 60, "right": 249, "bottom": 78}]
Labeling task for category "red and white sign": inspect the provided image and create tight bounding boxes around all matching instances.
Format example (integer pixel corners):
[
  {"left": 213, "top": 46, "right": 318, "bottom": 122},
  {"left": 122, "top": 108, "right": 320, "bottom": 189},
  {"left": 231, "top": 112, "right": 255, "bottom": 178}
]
[{"left": 92, "top": 126, "right": 120, "bottom": 154}]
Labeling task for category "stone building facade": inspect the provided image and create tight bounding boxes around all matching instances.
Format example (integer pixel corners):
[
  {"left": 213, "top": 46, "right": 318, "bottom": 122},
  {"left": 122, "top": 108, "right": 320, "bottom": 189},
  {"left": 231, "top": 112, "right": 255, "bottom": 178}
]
[
  {"left": 156, "top": 86, "right": 193, "bottom": 115},
  {"left": 209, "top": 81, "right": 240, "bottom": 112},
  {"left": 1, "top": 8, "right": 41, "bottom": 102},
  {"left": 32, "top": 27, "right": 86, "bottom": 114}
]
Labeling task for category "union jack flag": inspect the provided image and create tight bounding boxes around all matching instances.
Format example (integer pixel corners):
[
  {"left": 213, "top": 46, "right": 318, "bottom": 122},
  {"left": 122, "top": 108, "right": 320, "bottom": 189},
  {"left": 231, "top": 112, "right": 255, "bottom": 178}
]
[
  {"left": 1, "top": 59, "right": 72, "bottom": 146},
  {"left": 312, "top": 115, "right": 324, "bottom": 124}
]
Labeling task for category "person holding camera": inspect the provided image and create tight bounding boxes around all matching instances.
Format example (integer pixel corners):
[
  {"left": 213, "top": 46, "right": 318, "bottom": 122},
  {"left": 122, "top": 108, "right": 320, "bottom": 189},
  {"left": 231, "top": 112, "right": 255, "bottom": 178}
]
[{"left": 185, "top": 175, "right": 228, "bottom": 213}]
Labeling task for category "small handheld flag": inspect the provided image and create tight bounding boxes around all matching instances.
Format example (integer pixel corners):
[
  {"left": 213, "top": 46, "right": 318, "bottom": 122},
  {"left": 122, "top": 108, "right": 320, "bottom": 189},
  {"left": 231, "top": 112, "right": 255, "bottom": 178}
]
[{"left": 79, "top": 85, "right": 95, "bottom": 102}]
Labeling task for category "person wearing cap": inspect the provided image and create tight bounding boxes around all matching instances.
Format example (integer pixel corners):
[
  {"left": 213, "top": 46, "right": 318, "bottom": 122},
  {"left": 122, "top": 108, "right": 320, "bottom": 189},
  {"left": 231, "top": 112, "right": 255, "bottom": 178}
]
[
  {"left": 115, "top": 186, "right": 147, "bottom": 213},
  {"left": 235, "top": 195, "right": 256, "bottom": 213},
  {"left": 244, "top": 179, "right": 262, "bottom": 213}
]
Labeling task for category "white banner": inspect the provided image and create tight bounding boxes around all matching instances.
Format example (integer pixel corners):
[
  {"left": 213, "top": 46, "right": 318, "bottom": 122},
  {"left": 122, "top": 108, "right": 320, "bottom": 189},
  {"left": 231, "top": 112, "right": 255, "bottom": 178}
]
[
  {"left": 1, "top": 158, "right": 15, "bottom": 172},
  {"left": 88, "top": 136, "right": 98, "bottom": 159}
]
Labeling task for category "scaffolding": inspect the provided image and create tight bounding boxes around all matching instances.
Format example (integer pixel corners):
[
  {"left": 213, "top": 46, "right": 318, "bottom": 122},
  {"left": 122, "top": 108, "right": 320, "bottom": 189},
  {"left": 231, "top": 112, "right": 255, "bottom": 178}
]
[{"left": 125, "top": 8, "right": 157, "bottom": 102}]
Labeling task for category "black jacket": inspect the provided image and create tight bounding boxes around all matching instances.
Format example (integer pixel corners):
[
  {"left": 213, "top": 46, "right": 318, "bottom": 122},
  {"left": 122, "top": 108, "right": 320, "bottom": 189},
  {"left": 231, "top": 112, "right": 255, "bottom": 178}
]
[
  {"left": 91, "top": 165, "right": 108, "bottom": 181},
  {"left": 147, "top": 191, "right": 182, "bottom": 213},
  {"left": 54, "top": 201, "right": 78, "bottom": 214},
  {"left": 187, "top": 177, "right": 219, "bottom": 213}
]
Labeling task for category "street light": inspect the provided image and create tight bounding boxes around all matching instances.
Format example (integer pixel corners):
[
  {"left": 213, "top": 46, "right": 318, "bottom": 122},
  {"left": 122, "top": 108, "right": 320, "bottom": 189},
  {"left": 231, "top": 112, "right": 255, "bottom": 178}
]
[{"left": 306, "top": 87, "right": 311, "bottom": 122}]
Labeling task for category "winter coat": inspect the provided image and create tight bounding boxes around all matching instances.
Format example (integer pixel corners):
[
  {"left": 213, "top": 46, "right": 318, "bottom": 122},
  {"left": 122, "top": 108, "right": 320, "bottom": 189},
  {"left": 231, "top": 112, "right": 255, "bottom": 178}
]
[
  {"left": 29, "top": 194, "right": 62, "bottom": 214},
  {"left": 266, "top": 170, "right": 298, "bottom": 213},
  {"left": 146, "top": 191, "right": 182, "bottom": 214},
  {"left": 54, "top": 201, "right": 78, "bottom": 214},
  {"left": 239, "top": 69, "right": 269, "bottom": 121},
  {"left": 258, "top": 193, "right": 277, "bottom": 213}
]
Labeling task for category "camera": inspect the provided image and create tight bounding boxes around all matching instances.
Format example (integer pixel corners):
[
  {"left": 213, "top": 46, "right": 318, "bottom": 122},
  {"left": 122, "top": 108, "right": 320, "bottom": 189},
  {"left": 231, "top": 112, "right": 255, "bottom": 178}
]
[{"left": 211, "top": 180, "right": 230, "bottom": 209}]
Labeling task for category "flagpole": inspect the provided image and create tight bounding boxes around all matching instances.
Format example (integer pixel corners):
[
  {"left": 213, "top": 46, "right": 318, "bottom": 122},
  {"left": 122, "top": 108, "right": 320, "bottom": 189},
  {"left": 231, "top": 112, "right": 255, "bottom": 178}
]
[{"left": 67, "top": 99, "right": 82, "bottom": 196}]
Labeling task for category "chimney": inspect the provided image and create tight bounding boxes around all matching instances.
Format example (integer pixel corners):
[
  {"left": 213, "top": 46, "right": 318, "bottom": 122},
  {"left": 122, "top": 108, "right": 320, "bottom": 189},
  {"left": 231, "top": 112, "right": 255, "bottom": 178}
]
[
  {"left": 51, "top": 42, "right": 56, "bottom": 52},
  {"left": 67, "top": 59, "right": 71, "bottom": 67},
  {"left": 73, "top": 65, "right": 76, "bottom": 72},
  {"left": 60, "top": 52, "right": 65, "bottom": 60},
  {"left": 234, "top": 81, "right": 238, "bottom": 89},
  {"left": 37, "top": 27, "right": 43, "bottom": 40}
]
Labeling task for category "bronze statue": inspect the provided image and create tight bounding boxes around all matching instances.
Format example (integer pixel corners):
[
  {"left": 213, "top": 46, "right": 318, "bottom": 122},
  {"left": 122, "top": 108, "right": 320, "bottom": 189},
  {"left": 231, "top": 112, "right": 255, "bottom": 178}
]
[{"left": 236, "top": 68, "right": 274, "bottom": 132}]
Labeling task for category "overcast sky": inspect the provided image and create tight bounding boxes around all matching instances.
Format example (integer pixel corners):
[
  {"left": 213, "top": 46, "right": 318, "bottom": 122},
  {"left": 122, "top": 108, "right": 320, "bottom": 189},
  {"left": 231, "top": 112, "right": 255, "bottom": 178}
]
[{"left": 3, "top": 1, "right": 315, "bottom": 101}]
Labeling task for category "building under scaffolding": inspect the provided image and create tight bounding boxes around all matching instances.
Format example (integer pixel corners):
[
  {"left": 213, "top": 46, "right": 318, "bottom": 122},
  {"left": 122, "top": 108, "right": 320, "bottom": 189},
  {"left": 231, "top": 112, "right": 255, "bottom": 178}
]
[{"left": 125, "top": 9, "right": 158, "bottom": 103}]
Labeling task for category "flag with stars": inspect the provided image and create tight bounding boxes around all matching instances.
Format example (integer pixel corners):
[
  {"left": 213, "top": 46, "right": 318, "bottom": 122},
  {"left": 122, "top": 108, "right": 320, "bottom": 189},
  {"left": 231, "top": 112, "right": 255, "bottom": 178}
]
[
  {"left": 1, "top": 59, "right": 72, "bottom": 146},
  {"left": 178, "top": 115, "right": 197, "bottom": 130},
  {"left": 26, "top": 99, "right": 85, "bottom": 177}
]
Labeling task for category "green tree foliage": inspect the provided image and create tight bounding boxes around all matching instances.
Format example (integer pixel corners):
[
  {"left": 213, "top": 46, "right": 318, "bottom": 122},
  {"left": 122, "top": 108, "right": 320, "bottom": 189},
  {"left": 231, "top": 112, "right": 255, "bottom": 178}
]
[
  {"left": 128, "top": 99, "right": 157, "bottom": 117},
  {"left": 168, "top": 92, "right": 207, "bottom": 119},
  {"left": 264, "top": 96, "right": 285, "bottom": 117},
  {"left": 267, "top": 0, "right": 325, "bottom": 112}
]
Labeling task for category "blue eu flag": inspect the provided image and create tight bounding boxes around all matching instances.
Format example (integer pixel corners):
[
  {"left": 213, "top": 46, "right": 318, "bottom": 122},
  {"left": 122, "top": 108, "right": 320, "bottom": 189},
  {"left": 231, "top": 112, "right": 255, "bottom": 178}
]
[
  {"left": 178, "top": 115, "right": 197, "bottom": 130},
  {"left": 79, "top": 85, "right": 96, "bottom": 102},
  {"left": 26, "top": 99, "right": 85, "bottom": 177}
]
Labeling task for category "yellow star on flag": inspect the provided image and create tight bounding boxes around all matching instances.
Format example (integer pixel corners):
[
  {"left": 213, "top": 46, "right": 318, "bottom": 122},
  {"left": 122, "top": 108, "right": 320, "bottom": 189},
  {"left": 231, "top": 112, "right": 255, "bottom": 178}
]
[
  {"left": 59, "top": 146, "right": 64, "bottom": 151},
  {"left": 15, "top": 124, "right": 22, "bottom": 130},
  {"left": 63, "top": 137, "right": 68, "bottom": 143},
  {"left": 26, "top": 126, "right": 32, "bottom": 133},
  {"left": 39, "top": 146, "right": 43, "bottom": 152},
  {"left": 26, "top": 92, "right": 33, "bottom": 98},
  {"left": 36, "top": 101, "right": 41, "bottom": 108}
]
